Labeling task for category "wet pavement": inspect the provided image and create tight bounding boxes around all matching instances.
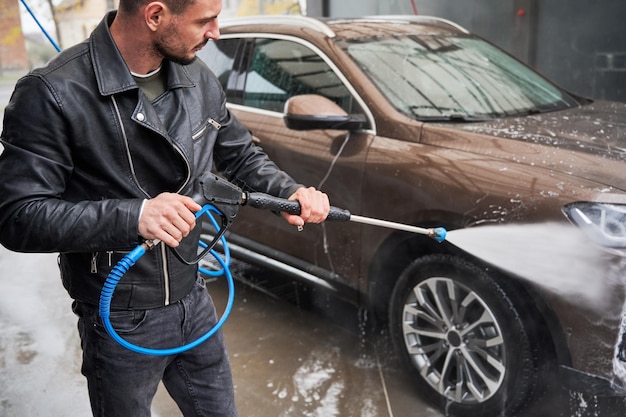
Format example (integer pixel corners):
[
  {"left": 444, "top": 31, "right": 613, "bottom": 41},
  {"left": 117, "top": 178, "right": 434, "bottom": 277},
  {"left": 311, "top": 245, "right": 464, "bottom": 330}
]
[
  {"left": 2, "top": 246, "right": 626, "bottom": 417},
  {"left": 0, "top": 247, "right": 442, "bottom": 417}
]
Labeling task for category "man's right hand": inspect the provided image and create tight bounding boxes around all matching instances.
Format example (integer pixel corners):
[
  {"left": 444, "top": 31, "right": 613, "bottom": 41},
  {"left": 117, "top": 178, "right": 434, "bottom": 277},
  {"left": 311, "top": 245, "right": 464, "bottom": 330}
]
[{"left": 138, "top": 193, "right": 202, "bottom": 248}]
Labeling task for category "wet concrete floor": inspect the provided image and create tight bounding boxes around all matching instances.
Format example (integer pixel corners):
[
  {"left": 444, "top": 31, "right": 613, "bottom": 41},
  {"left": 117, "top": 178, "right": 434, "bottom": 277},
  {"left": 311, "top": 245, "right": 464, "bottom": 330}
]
[
  {"left": 2, "top": 247, "right": 626, "bottom": 416},
  {"left": 0, "top": 248, "right": 440, "bottom": 417}
]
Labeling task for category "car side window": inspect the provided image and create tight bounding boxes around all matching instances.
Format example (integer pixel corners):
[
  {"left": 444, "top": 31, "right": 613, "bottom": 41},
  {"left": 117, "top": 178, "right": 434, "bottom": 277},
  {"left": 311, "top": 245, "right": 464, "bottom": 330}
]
[
  {"left": 242, "top": 38, "right": 357, "bottom": 113},
  {"left": 197, "top": 39, "right": 241, "bottom": 93}
]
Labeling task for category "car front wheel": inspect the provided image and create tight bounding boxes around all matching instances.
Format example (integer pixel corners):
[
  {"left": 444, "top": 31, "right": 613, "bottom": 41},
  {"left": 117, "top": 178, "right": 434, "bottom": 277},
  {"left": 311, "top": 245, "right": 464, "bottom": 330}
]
[{"left": 389, "top": 254, "right": 541, "bottom": 417}]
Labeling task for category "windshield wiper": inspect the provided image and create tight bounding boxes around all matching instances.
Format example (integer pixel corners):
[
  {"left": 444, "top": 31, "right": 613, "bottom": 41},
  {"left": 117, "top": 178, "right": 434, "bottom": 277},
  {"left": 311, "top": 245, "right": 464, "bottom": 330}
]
[{"left": 417, "top": 114, "right": 495, "bottom": 123}]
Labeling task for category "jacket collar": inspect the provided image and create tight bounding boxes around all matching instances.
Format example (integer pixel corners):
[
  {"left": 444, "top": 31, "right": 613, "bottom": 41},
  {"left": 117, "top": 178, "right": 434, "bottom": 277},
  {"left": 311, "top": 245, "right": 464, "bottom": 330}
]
[{"left": 90, "top": 11, "right": 196, "bottom": 97}]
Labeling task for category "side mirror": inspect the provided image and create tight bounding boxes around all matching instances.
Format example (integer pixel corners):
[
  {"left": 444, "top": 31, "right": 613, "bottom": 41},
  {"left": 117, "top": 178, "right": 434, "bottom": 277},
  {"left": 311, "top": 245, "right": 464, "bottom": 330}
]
[{"left": 283, "top": 94, "right": 368, "bottom": 131}]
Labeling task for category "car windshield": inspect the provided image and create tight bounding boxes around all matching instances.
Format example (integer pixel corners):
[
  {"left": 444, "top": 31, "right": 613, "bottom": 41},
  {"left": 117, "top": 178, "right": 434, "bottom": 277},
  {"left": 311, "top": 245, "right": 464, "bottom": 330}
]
[{"left": 342, "top": 34, "right": 579, "bottom": 121}]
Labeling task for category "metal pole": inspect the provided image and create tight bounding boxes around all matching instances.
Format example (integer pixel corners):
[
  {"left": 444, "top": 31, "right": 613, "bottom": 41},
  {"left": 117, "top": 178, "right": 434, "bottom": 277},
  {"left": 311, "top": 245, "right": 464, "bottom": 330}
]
[{"left": 349, "top": 214, "right": 434, "bottom": 236}]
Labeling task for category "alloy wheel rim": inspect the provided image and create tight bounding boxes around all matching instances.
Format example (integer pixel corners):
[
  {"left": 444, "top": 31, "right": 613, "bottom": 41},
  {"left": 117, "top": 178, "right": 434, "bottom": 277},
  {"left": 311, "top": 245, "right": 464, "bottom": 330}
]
[{"left": 401, "top": 276, "right": 506, "bottom": 404}]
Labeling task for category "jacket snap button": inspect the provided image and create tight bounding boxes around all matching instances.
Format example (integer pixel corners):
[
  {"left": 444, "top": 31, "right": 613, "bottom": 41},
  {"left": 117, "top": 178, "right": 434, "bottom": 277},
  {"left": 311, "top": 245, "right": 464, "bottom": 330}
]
[{"left": 137, "top": 112, "right": 145, "bottom": 121}]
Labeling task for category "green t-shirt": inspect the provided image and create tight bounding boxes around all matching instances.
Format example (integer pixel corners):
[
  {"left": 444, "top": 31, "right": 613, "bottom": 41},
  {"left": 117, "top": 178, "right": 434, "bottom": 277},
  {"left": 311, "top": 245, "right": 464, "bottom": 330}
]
[{"left": 132, "top": 66, "right": 165, "bottom": 102}]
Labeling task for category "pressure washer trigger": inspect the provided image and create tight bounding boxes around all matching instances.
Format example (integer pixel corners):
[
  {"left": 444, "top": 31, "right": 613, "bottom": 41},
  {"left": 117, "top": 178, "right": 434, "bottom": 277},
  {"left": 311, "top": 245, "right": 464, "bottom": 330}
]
[{"left": 209, "top": 202, "right": 238, "bottom": 227}]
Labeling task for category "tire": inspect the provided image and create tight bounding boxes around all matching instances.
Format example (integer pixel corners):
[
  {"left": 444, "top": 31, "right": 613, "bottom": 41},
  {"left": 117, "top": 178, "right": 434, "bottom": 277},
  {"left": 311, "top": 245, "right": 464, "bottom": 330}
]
[{"left": 389, "top": 254, "right": 541, "bottom": 417}]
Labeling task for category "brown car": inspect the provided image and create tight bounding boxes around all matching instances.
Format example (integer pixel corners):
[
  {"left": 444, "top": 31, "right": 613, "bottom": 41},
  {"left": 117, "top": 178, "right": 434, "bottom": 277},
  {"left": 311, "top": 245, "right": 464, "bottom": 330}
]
[{"left": 197, "top": 15, "right": 626, "bottom": 416}]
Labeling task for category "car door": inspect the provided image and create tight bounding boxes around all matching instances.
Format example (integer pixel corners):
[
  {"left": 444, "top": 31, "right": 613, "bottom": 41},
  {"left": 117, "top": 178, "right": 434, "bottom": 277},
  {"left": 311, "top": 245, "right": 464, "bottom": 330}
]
[{"left": 199, "top": 35, "right": 374, "bottom": 291}]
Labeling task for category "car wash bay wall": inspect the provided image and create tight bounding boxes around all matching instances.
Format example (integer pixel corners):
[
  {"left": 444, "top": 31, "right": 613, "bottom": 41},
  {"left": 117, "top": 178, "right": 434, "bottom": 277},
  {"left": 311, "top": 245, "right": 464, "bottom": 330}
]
[{"left": 310, "top": 0, "right": 626, "bottom": 103}]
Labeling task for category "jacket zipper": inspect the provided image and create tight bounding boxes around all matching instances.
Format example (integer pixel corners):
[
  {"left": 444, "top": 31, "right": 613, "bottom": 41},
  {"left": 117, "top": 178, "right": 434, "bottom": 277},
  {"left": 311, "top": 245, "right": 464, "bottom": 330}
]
[
  {"left": 160, "top": 245, "right": 170, "bottom": 305},
  {"left": 192, "top": 118, "right": 221, "bottom": 140},
  {"left": 91, "top": 252, "right": 99, "bottom": 273},
  {"left": 112, "top": 95, "right": 192, "bottom": 306}
]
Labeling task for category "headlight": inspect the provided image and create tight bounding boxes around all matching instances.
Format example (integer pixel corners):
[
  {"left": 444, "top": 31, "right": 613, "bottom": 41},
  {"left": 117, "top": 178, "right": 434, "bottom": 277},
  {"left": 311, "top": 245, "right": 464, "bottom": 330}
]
[{"left": 563, "top": 202, "right": 626, "bottom": 248}]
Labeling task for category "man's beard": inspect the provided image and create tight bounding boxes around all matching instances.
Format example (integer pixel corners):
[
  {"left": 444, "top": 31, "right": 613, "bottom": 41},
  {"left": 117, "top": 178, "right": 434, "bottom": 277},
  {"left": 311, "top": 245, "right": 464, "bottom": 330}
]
[
  {"left": 156, "top": 43, "right": 196, "bottom": 66},
  {"left": 154, "top": 25, "right": 207, "bottom": 65}
]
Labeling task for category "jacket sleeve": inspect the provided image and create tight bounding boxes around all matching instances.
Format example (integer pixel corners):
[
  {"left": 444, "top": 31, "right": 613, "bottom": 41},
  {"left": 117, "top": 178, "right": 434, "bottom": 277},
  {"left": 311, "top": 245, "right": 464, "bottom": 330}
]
[
  {"left": 0, "top": 74, "right": 144, "bottom": 253},
  {"left": 211, "top": 88, "right": 303, "bottom": 199}
]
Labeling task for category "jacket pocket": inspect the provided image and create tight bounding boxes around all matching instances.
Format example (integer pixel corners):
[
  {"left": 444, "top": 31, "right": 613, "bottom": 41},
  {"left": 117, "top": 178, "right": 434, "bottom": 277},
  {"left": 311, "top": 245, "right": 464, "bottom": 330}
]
[
  {"left": 90, "top": 250, "right": 131, "bottom": 274},
  {"left": 192, "top": 116, "right": 221, "bottom": 141}
]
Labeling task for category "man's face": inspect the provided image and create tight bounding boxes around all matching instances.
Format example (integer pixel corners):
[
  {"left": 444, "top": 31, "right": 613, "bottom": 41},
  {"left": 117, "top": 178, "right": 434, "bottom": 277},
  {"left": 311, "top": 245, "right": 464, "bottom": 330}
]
[{"left": 155, "top": 0, "right": 221, "bottom": 65}]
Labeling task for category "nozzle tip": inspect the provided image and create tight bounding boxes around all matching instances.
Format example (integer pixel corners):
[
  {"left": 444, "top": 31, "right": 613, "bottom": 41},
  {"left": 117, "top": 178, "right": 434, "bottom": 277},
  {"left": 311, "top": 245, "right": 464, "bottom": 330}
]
[{"left": 432, "top": 227, "right": 447, "bottom": 243}]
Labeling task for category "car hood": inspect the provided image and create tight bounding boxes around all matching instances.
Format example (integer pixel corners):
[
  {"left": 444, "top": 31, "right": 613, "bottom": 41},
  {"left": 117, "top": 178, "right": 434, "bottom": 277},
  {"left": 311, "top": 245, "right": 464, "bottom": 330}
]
[
  {"left": 421, "top": 100, "right": 626, "bottom": 191},
  {"left": 459, "top": 101, "right": 626, "bottom": 158}
]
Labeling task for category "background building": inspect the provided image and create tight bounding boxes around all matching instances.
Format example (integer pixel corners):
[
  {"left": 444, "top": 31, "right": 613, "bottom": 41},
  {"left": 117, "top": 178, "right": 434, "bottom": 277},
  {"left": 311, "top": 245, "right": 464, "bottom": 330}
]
[
  {"left": 310, "top": 0, "right": 626, "bottom": 103},
  {"left": 54, "top": 0, "right": 116, "bottom": 48},
  {"left": 7, "top": 0, "right": 626, "bottom": 103},
  {"left": 0, "top": 0, "right": 29, "bottom": 74}
]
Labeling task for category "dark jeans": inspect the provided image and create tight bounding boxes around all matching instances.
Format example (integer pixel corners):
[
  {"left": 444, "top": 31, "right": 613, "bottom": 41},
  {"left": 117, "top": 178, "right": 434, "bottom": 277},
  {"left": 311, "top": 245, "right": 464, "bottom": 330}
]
[{"left": 73, "top": 276, "right": 238, "bottom": 417}]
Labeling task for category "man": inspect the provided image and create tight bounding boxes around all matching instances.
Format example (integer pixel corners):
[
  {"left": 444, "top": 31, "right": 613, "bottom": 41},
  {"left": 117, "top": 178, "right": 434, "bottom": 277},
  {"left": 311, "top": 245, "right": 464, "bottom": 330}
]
[{"left": 0, "top": 0, "right": 329, "bottom": 415}]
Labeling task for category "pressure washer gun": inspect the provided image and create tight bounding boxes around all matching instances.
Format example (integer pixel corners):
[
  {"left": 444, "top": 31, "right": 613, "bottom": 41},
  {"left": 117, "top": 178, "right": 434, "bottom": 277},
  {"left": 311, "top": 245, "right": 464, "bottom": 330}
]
[
  {"left": 198, "top": 173, "right": 447, "bottom": 243},
  {"left": 99, "top": 173, "right": 446, "bottom": 355}
]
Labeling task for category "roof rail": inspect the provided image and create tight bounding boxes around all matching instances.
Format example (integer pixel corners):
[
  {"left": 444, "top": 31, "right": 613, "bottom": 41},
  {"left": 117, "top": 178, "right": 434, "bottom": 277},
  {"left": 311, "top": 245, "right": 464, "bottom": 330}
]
[
  {"left": 361, "top": 15, "right": 469, "bottom": 34},
  {"left": 220, "top": 15, "right": 336, "bottom": 38}
]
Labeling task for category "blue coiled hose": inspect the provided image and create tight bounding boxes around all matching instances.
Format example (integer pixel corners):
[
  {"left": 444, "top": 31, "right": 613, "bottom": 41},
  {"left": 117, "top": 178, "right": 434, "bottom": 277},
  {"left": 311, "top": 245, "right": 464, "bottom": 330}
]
[{"left": 98, "top": 204, "right": 234, "bottom": 356}]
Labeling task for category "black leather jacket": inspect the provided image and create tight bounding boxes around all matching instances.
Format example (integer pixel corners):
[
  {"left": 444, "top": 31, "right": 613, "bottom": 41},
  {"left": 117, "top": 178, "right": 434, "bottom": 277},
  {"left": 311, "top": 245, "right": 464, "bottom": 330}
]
[{"left": 0, "top": 12, "right": 301, "bottom": 309}]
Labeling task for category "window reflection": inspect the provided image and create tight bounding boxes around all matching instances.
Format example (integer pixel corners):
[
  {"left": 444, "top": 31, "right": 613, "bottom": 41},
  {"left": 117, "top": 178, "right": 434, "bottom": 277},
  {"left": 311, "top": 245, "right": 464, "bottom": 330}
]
[
  {"left": 345, "top": 35, "right": 576, "bottom": 120},
  {"left": 243, "top": 39, "right": 355, "bottom": 113}
]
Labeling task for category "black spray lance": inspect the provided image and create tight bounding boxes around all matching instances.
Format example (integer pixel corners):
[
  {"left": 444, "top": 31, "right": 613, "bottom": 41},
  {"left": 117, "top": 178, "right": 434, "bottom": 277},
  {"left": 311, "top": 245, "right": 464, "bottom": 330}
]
[
  {"left": 99, "top": 174, "right": 447, "bottom": 355},
  {"left": 202, "top": 174, "right": 447, "bottom": 242}
]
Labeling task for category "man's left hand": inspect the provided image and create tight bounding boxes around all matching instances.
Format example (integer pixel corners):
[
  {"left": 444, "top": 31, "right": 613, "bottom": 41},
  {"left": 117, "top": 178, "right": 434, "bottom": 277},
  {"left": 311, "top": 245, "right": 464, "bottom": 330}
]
[{"left": 281, "top": 187, "right": 329, "bottom": 227}]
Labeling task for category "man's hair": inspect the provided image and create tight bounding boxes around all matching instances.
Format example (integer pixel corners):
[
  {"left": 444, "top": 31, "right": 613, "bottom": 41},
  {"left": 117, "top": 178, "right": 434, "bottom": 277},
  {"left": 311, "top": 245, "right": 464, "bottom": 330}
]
[{"left": 119, "top": 0, "right": 195, "bottom": 15}]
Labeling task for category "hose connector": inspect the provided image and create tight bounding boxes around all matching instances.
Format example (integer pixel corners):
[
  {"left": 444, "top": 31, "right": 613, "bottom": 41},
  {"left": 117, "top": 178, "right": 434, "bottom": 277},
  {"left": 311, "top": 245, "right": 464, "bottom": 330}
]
[{"left": 142, "top": 239, "right": 159, "bottom": 251}]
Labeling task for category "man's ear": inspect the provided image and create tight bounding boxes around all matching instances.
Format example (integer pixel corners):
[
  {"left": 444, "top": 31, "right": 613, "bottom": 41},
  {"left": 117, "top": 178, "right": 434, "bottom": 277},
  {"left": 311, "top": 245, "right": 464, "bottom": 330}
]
[{"left": 144, "top": 2, "right": 168, "bottom": 31}]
